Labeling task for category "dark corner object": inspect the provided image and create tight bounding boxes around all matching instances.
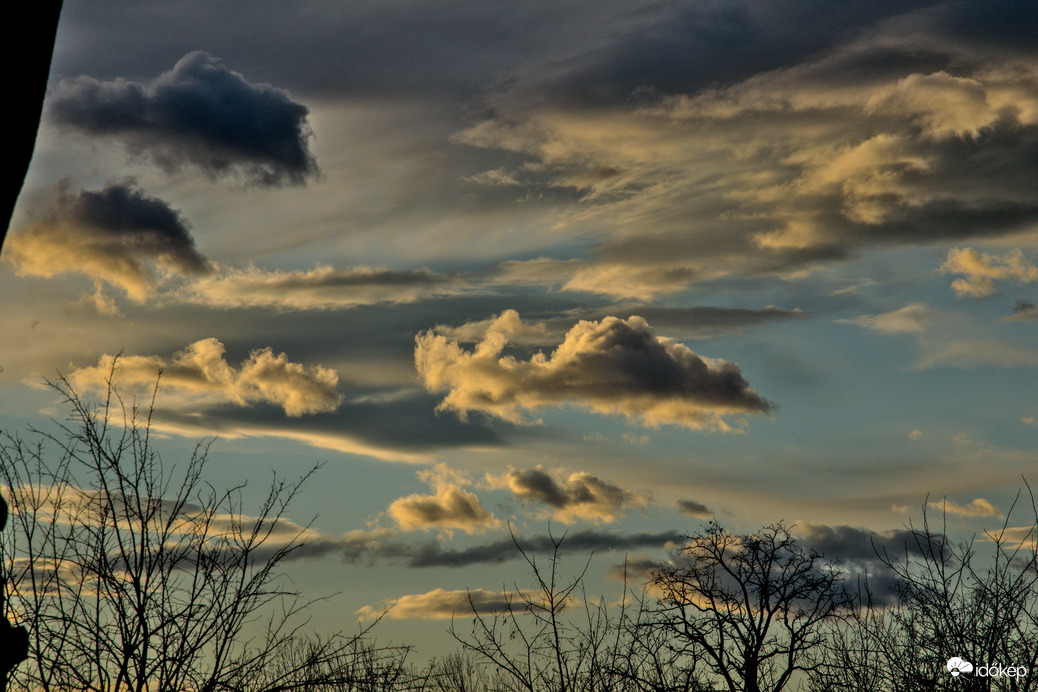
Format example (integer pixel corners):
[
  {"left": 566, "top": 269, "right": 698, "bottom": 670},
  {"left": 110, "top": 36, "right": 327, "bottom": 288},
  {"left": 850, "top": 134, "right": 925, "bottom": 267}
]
[
  {"left": 2, "top": 1, "right": 64, "bottom": 250},
  {"left": 0, "top": 494, "right": 29, "bottom": 691}
]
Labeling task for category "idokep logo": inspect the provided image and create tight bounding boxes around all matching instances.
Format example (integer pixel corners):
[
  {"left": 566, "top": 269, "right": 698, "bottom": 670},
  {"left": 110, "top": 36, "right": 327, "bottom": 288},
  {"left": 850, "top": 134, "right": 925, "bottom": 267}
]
[{"left": 946, "top": 656, "right": 1028, "bottom": 680}]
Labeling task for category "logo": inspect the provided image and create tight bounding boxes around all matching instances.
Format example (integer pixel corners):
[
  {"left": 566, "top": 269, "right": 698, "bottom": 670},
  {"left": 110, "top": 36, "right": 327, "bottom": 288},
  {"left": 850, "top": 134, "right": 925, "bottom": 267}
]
[
  {"left": 947, "top": 657, "right": 973, "bottom": 677},
  {"left": 946, "top": 657, "right": 1028, "bottom": 680}
]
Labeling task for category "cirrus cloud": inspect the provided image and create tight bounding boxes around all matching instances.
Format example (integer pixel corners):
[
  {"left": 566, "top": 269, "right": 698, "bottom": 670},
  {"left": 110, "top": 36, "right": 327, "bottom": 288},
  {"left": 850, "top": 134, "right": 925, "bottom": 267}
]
[
  {"left": 356, "top": 587, "right": 559, "bottom": 621},
  {"left": 181, "top": 264, "right": 471, "bottom": 310}
]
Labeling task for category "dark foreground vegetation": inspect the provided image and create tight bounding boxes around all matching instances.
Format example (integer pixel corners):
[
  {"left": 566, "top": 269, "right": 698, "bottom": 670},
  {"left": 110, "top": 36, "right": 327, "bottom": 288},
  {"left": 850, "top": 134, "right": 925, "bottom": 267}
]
[{"left": 2, "top": 382, "right": 1036, "bottom": 691}]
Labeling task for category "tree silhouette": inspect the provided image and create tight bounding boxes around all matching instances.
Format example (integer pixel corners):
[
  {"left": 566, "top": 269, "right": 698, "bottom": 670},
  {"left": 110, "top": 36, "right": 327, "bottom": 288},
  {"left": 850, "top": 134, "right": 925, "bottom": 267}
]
[
  {"left": 811, "top": 491, "right": 1038, "bottom": 692},
  {"left": 0, "top": 376, "right": 383, "bottom": 692},
  {"left": 647, "top": 522, "right": 850, "bottom": 692}
]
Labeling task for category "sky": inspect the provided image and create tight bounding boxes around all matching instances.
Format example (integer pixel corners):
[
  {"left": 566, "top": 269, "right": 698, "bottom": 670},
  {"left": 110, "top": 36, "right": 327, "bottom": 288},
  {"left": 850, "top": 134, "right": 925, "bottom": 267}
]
[{"left": 3, "top": 0, "right": 1038, "bottom": 656}]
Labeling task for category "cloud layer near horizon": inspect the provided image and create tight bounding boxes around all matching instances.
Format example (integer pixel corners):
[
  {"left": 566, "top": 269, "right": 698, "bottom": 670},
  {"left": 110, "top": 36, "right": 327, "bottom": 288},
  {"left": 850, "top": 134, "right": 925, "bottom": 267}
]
[{"left": 416, "top": 313, "right": 773, "bottom": 431}]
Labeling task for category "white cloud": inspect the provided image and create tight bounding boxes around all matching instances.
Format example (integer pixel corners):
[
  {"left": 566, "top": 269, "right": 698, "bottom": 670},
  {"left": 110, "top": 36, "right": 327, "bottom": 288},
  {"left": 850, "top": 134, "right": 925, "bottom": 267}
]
[
  {"left": 356, "top": 587, "right": 557, "bottom": 621},
  {"left": 66, "top": 338, "right": 341, "bottom": 417},
  {"left": 181, "top": 264, "right": 470, "bottom": 310},
  {"left": 836, "top": 303, "right": 933, "bottom": 334},
  {"left": 415, "top": 312, "right": 773, "bottom": 431},
  {"left": 928, "top": 498, "right": 1002, "bottom": 518},
  {"left": 940, "top": 247, "right": 1038, "bottom": 298},
  {"left": 387, "top": 464, "right": 500, "bottom": 534}
]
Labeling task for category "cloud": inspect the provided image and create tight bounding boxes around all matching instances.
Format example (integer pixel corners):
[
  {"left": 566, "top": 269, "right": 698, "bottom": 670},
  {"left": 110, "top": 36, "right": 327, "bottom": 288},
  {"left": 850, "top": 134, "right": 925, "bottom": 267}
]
[
  {"left": 387, "top": 464, "right": 500, "bottom": 534},
  {"left": 181, "top": 265, "right": 471, "bottom": 310},
  {"left": 66, "top": 338, "right": 341, "bottom": 417},
  {"left": 356, "top": 587, "right": 554, "bottom": 621},
  {"left": 675, "top": 499, "right": 712, "bottom": 519},
  {"left": 406, "top": 529, "right": 684, "bottom": 568},
  {"left": 3, "top": 182, "right": 209, "bottom": 301},
  {"left": 138, "top": 389, "right": 507, "bottom": 464},
  {"left": 940, "top": 247, "right": 1038, "bottom": 298},
  {"left": 927, "top": 498, "right": 1003, "bottom": 518},
  {"left": 915, "top": 336, "right": 1038, "bottom": 369},
  {"left": 415, "top": 313, "right": 773, "bottom": 431},
  {"left": 450, "top": 21, "right": 1038, "bottom": 292},
  {"left": 836, "top": 303, "right": 933, "bottom": 334},
  {"left": 1003, "top": 300, "right": 1038, "bottom": 322},
  {"left": 799, "top": 523, "right": 945, "bottom": 603},
  {"left": 605, "top": 556, "right": 672, "bottom": 584},
  {"left": 799, "top": 524, "right": 938, "bottom": 564},
  {"left": 433, "top": 306, "right": 805, "bottom": 348},
  {"left": 487, "top": 466, "right": 643, "bottom": 523},
  {"left": 47, "top": 51, "right": 316, "bottom": 185},
  {"left": 250, "top": 522, "right": 682, "bottom": 570}
]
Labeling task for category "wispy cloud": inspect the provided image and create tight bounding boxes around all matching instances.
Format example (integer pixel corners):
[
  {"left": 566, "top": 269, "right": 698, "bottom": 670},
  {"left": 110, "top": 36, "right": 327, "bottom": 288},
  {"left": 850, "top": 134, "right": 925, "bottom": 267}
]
[
  {"left": 453, "top": 27, "right": 1038, "bottom": 295},
  {"left": 836, "top": 304, "right": 934, "bottom": 334},
  {"left": 181, "top": 264, "right": 471, "bottom": 310},
  {"left": 356, "top": 587, "right": 557, "bottom": 621},
  {"left": 928, "top": 498, "right": 1003, "bottom": 518}
]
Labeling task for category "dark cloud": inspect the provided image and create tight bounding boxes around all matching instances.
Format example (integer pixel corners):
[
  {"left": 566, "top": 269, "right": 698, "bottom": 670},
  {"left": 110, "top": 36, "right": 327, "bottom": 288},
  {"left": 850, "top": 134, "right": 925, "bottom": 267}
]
[
  {"left": 3, "top": 182, "right": 209, "bottom": 301},
  {"left": 406, "top": 529, "right": 684, "bottom": 568},
  {"left": 1013, "top": 299, "right": 1036, "bottom": 314},
  {"left": 676, "top": 500, "right": 711, "bottom": 519},
  {"left": 56, "top": 0, "right": 999, "bottom": 111},
  {"left": 417, "top": 313, "right": 774, "bottom": 431},
  {"left": 48, "top": 51, "right": 316, "bottom": 185},
  {"left": 148, "top": 392, "right": 506, "bottom": 463},
  {"left": 800, "top": 524, "right": 936, "bottom": 564},
  {"left": 248, "top": 527, "right": 682, "bottom": 569},
  {"left": 605, "top": 556, "right": 671, "bottom": 583},
  {"left": 1004, "top": 299, "right": 1038, "bottom": 322},
  {"left": 535, "top": 0, "right": 949, "bottom": 105},
  {"left": 491, "top": 466, "right": 641, "bottom": 523},
  {"left": 800, "top": 524, "right": 947, "bottom": 603}
]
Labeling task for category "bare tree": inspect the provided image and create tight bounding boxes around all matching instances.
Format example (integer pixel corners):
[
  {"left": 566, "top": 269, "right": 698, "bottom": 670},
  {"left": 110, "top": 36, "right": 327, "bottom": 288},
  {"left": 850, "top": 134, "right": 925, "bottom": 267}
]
[
  {"left": 812, "top": 490, "right": 1038, "bottom": 692},
  {"left": 647, "top": 522, "right": 850, "bottom": 692},
  {"left": 0, "top": 375, "right": 386, "bottom": 692},
  {"left": 447, "top": 530, "right": 710, "bottom": 692},
  {"left": 449, "top": 528, "right": 639, "bottom": 692}
]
